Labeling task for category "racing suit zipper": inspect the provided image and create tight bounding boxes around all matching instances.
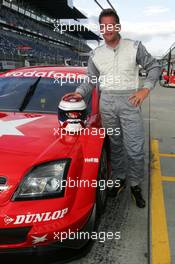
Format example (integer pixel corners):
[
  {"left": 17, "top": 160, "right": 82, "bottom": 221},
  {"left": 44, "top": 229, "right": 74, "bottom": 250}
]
[
  {"left": 113, "top": 50, "right": 115, "bottom": 88},
  {"left": 113, "top": 49, "right": 118, "bottom": 89}
]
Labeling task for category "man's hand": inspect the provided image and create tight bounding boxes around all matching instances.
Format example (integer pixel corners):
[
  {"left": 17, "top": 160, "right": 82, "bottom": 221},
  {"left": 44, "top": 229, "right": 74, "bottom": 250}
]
[
  {"left": 128, "top": 88, "right": 150, "bottom": 107},
  {"left": 62, "top": 92, "right": 83, "bottom": 101}
]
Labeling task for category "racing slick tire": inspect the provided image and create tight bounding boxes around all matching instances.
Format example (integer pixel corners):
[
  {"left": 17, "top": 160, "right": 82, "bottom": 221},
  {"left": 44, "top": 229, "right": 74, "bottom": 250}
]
[{"left": 96, "top": 146, "right": 109, "bottom": 217}]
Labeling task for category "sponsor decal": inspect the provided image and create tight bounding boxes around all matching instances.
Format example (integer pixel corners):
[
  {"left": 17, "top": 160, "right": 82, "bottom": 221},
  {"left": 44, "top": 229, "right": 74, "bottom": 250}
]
[
  {"left": 84, "top": 158, "right": 99, "bottom": 163},
  {"left": 0, "top": 185, "right": 9, "bottom": 192},
  {"left": 4, "top": 208, "right": 68, "bottom": 225},
  {"left": 4, "top": 215, "right": 14, "bottom": 225},
  {"left": 4, "top": 70, "right": 86, "bottom": 79},
  {"left": 31, "top": 234, "right": 48, "bottom": 244}
]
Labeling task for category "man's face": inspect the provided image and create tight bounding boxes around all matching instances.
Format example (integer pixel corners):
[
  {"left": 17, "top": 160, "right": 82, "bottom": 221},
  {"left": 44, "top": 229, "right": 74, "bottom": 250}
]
[{"left": 100, "top": 16, "right": 121, "bottom": 42}]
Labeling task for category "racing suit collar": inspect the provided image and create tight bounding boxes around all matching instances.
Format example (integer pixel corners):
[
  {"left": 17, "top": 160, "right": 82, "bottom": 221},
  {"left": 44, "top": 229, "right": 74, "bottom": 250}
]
[{"left": 105, "top": 34, "right": 122, "bottom": 50}]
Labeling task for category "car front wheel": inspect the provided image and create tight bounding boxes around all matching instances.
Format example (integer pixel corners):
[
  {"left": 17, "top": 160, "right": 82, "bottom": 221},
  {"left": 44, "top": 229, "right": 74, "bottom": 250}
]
[{"left": 96, "top": 147, "right": 108, "bottom": 217}]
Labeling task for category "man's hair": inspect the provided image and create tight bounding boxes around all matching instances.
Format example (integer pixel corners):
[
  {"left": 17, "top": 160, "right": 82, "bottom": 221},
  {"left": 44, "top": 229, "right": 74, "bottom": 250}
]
[{"left": 99, "top": 8, "right": 120, "bottom": 24}]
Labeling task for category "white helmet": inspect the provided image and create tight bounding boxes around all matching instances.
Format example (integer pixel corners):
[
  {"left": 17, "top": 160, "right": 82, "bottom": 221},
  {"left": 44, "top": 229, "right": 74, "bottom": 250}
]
[{"left": 58, "top": 96, "right": 87, "bottom": 132}]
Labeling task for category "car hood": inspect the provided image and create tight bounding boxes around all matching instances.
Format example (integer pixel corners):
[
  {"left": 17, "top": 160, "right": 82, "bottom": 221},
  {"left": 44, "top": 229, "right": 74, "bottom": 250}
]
[{"left": 0, "top": 112, "right": 77, "bottom": 186}]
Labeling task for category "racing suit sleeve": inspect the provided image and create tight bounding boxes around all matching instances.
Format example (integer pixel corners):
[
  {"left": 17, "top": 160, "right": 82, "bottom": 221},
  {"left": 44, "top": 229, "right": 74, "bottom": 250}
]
[
  {"left": 76, "top": 52, "right": 100, "bottom": 98},
  {"left": 136, "top": 42, "right": 161, "bottom": 90}
]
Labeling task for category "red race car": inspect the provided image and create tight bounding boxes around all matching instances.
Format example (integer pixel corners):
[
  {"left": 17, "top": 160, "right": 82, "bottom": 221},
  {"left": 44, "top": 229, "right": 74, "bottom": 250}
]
[
  {"left": 161, "top": 68, "right": 175, "bottom": 87},
  {"left": 0, "top": 66, "right": 111, "bottom": 257}
]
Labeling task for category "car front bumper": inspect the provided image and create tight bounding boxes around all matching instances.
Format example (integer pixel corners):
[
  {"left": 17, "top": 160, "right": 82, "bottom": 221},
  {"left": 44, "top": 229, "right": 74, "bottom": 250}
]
[{"left": 0, "top": 204, "right": 96, "bottom": 256}]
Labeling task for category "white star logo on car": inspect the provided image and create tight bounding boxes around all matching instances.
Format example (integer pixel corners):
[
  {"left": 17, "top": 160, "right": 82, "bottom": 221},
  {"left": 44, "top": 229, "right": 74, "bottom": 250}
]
[
  {"left": 0, "top": 117, "right": 42, "bottom": 137},
  {"left": 31, "top": 234, "right": 48, "bottom": 244}
]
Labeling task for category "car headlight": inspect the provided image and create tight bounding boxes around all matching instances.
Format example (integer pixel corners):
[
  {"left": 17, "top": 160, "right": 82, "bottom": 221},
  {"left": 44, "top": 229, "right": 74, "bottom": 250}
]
[{"left": 13, "top": 159, "right": 70, "bottom": 201}]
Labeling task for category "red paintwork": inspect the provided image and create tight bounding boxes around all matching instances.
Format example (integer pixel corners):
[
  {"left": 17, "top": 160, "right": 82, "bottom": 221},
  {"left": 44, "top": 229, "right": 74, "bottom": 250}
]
[
  {"left": 0, "top": 66, "right": 104, "bottom": 250},
  {"left": 168, "top": 75, "right": 175, "bottom": 85},
  {"left": 162, "top": 69, "right": 175, "bottom": 86}
]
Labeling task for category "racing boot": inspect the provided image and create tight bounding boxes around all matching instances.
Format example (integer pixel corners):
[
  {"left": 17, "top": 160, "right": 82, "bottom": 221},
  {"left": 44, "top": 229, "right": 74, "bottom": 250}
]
[{"left": 131, "top": 185, "right": 146, "bottom": 208}]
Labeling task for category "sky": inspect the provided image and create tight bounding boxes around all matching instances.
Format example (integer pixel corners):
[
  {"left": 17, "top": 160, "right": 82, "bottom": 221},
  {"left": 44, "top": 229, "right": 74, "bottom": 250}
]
[{"left": 73, "top": 0, "right": 175, "bottom": 57}]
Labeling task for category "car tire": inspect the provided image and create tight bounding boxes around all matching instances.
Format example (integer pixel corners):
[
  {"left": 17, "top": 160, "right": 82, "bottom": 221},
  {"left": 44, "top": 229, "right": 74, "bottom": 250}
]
[{"left": 96, "top": 146, "right": 108, "bottom": 217}]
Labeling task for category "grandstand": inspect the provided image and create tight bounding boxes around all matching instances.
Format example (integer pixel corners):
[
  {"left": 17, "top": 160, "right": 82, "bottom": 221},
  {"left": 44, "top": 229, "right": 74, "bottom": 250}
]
[{"left": 0, "top": 0, "right": 101, "bottom": 69}]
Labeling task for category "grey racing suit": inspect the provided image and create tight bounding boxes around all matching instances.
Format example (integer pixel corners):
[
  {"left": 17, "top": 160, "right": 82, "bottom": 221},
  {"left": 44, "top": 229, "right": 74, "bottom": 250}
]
[{"left": 76, "top": 39, "right": 161, "bottom": 186}]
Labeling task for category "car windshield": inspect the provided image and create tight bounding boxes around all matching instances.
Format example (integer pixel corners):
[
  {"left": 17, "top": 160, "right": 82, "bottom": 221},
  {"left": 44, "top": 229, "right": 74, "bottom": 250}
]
[{"left": 0, "top": 77, "right": 92, "bottom": 114}]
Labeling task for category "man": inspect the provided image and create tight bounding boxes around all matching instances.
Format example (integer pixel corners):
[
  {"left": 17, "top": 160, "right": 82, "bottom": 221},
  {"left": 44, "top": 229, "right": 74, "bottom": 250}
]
[{"left": 63, "top": 9, "right": 161, "bottom": 208}]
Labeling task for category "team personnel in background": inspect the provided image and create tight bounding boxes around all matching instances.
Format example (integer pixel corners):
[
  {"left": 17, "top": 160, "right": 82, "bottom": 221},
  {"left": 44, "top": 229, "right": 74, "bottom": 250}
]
[{"left": 63, "top": 9, "right": 161, "bottom": 208}]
